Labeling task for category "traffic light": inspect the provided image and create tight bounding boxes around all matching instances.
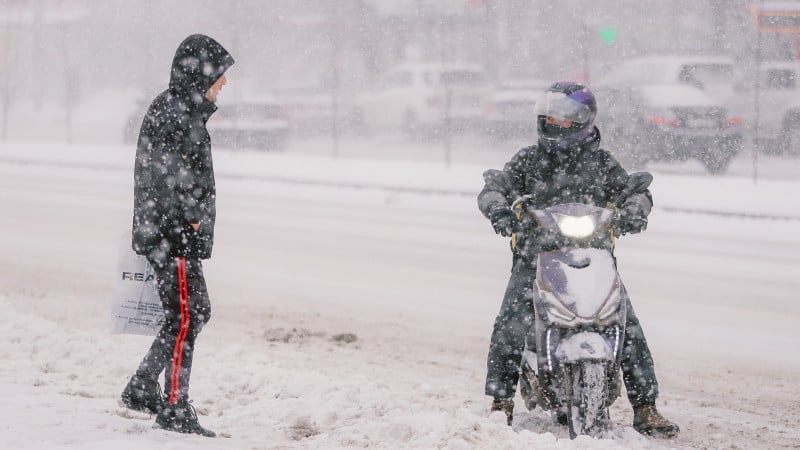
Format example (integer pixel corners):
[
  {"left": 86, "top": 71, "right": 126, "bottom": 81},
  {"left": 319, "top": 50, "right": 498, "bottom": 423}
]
[{"left": 598, "top": 26, "right": 617, "bottom": 45}]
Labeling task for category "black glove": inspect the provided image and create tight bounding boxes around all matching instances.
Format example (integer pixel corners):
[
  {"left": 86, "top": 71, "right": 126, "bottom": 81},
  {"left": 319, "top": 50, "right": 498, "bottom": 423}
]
[
  {"left": 613, "top": 207, "right": 647, "bottom": 236},
  {"left": 488, "top": 206, "right": 516, "bottom": 237}
]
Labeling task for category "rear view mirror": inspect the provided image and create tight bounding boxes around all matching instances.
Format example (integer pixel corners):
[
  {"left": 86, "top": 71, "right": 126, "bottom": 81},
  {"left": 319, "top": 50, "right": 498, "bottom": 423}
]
[
  {"left": 627, "top": 172, "right": 653, "bottom": 192},
  {"left": 615, "top": 172, "right": 653, "bottom": 206}
]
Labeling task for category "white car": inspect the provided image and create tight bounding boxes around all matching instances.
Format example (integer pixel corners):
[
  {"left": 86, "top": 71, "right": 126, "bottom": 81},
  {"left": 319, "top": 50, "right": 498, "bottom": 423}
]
[
  {"left": 208, "top": 95, "right": 290, "bottom": 150},
  {"left": 352, "top": 62, "right": 489, "bottom": 136},
  {"left": 275, "top": 85, "right": 354, "bottom": 136},
  {"left": 594, "top": 83, "right": 743, "bottom": 173},
  {"left": 596, "top": 55, "right": 736, "bottom": 88},
  {"left": 482, "top": 78, "right": 550, "bottom": 140},
  {"left": 596, "top": 55, "right": 737, "bottom": 113}
]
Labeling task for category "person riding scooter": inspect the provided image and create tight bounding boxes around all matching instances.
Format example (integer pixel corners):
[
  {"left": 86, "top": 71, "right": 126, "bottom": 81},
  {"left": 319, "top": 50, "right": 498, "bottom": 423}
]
[{"left": 477, "top": 81, "right": 679, "bottom": 438}]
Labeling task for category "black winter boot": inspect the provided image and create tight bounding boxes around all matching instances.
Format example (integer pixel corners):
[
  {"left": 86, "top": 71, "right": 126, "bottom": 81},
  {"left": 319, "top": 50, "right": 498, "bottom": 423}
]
[
  {"left": 633, "top": 404, "right": 680, "bottom": 438},
  {"left": 491, "top": 398, "right": 514, "bottom": 426},
  {"left": 155, "top": 401, "right": 216, "bottom": 437},
  {"left": 120, "top": 375, "right": 164, "bottom": 414}
]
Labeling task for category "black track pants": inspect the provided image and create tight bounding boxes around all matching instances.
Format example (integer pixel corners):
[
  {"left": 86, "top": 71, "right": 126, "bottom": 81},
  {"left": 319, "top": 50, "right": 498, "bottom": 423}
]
[
  {"left": 134, "top": 257, "right": 211, "bottom": 405},
  {"left": 485, "top": 259, "right": 659, "bottom": 407}
]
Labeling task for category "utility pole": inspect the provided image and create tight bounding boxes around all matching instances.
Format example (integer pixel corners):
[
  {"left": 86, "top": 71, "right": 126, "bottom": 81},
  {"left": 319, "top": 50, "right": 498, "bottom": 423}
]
[
  {"left": 1, "top": 0, "right": 13, "bottom": 141},
  {"left": 754, "top": 9, "right": 762, "bottom": 184},
  {"left": 710, "top": 0, "right": 728, "bottom": 54},
  {"left": 328, "top": 1, "right": 343, "bottom": 159},
  {"left": 62, "top": 24, "right": 74, "bottom": 144},
  {"left": 33, "top": 0, "right": 44, "bottom": 110},
  {"left": 439, "top": 12, "right": 454, "bottom": 168},
  {"left": 143, "top": 0, "right": 154, "bottom": 94}
]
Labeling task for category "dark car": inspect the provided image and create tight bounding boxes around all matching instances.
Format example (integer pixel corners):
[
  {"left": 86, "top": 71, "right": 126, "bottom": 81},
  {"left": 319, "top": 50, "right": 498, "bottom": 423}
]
[
  {"left": 207, "top": 96, "right": 291, "bottom": 150},
  {"left": 595, "top": 84, "right": 743, "bottom": 173},
  {"left": 482, "top": 79, "right": 549, "bottom": 141}
]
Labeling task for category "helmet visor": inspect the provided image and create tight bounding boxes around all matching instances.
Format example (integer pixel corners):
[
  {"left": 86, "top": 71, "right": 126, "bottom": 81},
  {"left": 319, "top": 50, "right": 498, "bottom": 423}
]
[{"left": 533, "top": 91, "right": 593, "bottom": 124}]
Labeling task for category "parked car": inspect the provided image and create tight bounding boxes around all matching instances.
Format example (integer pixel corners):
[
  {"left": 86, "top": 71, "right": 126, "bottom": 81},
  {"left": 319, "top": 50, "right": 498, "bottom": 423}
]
[
  {"left": 275, "top": 85, "right": 353, "bottom": 136},
  {"left": 207, "top": 96, "right": 290, "bottom": 150},
  {"left": 352, "top": 62, "right": 490, "bottom": 137},
  {"left": 594, "top": 83, "right": 743, "bottom": 173},
  {"left": 482, "top": 78, "right": 549, "bottom": 141},
  {"left": 596, "top": 55, "right": 738, "bottom": 114}
]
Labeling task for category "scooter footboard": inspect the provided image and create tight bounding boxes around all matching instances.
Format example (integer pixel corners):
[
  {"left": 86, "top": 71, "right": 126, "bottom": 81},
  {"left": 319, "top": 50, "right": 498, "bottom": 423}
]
[{"left": 554, "top": 332, "right": 615, "bottom": 362}]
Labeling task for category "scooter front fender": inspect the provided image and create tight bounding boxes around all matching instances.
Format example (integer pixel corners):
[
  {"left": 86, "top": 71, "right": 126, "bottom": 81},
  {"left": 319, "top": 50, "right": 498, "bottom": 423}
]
[{"left": 554, "top": 331, "right": 615, "bottom": 363}]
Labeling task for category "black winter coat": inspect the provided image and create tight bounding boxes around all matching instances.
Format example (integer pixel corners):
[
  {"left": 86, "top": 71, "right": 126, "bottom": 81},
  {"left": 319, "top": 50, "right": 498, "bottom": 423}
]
[
  {"left": 132, "top": 35, "right": 234, "bottom": 260},
  {"left": 477, "top": 128, "right": 652, "bottom": 260}
]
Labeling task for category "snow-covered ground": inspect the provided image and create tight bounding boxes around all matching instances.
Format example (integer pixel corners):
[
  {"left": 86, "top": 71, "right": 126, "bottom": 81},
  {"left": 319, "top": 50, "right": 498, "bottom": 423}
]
[{"left": 1, "top": 140, "right": 799, "bottom": 449}]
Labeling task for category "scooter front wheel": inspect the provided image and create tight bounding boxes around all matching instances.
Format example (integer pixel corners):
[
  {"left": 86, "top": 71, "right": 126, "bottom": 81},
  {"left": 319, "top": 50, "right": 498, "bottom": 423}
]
[{"left": 566, "top": 361, "right": 610, "bottom": 439}]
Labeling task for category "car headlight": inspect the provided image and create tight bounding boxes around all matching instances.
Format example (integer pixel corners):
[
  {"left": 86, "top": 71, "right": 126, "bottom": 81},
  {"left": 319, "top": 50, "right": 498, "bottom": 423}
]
[{"left": 554, "top": 214, "right": 596, "bottom": 239}]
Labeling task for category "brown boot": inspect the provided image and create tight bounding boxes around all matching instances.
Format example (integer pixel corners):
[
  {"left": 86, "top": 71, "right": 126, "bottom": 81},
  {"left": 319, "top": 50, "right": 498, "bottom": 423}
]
[
  {"left": 491, "top": 399, "right": 514, "bottom": 426},
  {"left": 633, "top": 404, "right": 680, "bottom": 438}
]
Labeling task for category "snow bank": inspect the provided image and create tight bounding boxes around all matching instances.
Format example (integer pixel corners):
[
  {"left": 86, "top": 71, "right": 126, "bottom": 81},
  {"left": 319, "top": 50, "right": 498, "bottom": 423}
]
[{"left": 0, "top": 292, "right": 658, "bottom": 449}]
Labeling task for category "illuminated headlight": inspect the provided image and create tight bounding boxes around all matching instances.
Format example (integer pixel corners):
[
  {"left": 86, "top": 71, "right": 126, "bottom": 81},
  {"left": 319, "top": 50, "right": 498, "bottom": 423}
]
[{"left": 554, "top": 214, "right": 596, "bottom": 238}]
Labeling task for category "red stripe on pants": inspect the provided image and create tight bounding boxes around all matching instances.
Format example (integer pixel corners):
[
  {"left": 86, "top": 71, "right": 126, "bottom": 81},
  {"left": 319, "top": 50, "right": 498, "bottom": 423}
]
[{"left": 169, "top": 257, "right": 190, "bottom": 405}]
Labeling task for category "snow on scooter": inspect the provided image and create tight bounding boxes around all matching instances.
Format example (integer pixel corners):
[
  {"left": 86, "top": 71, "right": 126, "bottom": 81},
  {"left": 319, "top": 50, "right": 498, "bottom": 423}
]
[{"left": 514, "top": 172, "right": 653, "bottom": 439}]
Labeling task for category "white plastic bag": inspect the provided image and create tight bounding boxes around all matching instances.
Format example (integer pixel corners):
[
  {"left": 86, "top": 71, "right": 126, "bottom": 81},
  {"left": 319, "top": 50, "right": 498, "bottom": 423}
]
[{"left": 110, "top": 232, "right": 164, "bottom": 335}]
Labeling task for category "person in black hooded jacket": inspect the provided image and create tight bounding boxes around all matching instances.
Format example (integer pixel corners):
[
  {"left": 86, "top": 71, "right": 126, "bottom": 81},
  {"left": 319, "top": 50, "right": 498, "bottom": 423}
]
[
  {"left": 120, "top": 34, "right": 234, "bottom": 438},
  {"left": 478, "top": 82, "right": 679, "bottom": 438}
]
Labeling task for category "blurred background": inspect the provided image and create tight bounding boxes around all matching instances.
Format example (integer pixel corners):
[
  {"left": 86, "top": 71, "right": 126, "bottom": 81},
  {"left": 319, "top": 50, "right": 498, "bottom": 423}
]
[{"left": 2, "top": 0, "right": 800, "bottom": 176}]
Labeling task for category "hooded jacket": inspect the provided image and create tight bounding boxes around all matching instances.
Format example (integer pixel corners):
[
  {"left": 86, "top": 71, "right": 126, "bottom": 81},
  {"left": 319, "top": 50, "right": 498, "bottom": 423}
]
[
  {"left": 477, "top": 128, "right": 652, "bottom": 261},
  {"left": 132, "top": 34, "right": 234, "bottom": 260}
]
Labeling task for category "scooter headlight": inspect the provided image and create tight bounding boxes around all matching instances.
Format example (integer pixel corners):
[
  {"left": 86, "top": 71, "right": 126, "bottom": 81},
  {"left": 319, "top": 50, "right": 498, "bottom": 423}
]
[{"left": 554, "top": 214, "right": 596, "bottom": 239}]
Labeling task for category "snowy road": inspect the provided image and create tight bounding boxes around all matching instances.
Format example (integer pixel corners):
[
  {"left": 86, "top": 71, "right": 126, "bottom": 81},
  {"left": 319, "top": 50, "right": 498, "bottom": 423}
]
[{"left": 1, "top": 145, "right": 799, "bottom": 449}]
